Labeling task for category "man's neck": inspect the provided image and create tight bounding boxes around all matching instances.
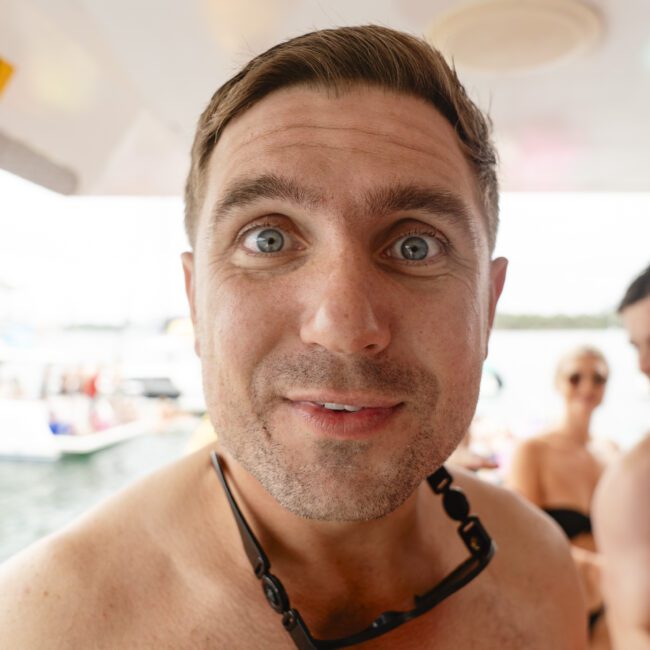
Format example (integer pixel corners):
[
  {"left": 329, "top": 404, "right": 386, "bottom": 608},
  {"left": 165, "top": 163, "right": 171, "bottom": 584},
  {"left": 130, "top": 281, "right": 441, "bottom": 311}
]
[{"left": 213, "top": 446, "right": 455, "bottom": 619}]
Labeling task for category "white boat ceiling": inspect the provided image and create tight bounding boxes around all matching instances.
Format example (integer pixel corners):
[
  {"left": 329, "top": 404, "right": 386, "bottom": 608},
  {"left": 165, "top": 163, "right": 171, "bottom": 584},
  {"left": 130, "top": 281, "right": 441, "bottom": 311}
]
[{"left": 1, "top": 0, "right": 648, "bottom": 197}]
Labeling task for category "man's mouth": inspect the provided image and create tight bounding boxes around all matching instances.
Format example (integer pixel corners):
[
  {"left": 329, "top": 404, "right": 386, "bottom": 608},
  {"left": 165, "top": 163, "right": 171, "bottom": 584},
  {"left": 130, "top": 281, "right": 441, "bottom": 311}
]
[
  {"left": 314, "top": 402, "right": 364, "bottom": 413},
  {"left": 286, "top": 391, "right": 400, "bottom": 409},
  {"left": 282, "top": 394, "right": 404, "bottom": 439}
]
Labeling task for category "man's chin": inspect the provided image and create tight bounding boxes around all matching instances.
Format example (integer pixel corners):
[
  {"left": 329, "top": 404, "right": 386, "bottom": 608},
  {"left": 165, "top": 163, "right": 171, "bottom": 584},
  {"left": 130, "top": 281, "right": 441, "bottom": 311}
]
[
  {"left": 258, "top": 468, "right": 418, "bottom": 522},
  {"left": 230, "top": 434, "right": 442, "bottom": 522}
]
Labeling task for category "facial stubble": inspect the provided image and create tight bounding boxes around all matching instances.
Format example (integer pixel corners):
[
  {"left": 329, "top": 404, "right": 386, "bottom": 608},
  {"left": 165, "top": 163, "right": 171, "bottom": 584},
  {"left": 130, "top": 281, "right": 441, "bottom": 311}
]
[{"left": 211, "top": 350, "right": 478, "bottom": 522}]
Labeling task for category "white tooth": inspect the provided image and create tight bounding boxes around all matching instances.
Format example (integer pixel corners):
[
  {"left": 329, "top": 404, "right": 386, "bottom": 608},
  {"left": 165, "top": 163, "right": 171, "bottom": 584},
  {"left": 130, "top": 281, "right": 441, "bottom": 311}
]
[
  {"left": 323, "top": 402, "right": 347, "bottom": 410},
  {"left": 321, "top": 402, "right": 362, "bottom": 412}
]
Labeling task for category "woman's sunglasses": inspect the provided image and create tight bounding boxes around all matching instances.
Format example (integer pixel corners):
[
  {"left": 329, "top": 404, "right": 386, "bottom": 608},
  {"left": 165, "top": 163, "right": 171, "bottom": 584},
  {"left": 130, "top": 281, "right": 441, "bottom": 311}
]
[{"left": 567, "top": 372, "right": 608, "bottom": 387}]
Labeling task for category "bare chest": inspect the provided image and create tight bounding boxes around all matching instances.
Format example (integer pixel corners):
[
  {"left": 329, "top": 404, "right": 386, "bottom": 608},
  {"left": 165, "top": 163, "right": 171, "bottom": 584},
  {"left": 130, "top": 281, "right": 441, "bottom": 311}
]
[
  {"left": 99, "top": 570, "right": 566, "bottom": 650},
  {"left": 538, "top": 446, "right": 601, "bottom": 510}
]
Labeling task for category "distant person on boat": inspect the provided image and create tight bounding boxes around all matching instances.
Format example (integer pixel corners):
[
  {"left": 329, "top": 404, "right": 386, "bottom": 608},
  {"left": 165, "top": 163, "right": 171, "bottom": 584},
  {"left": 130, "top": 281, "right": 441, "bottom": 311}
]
[
  {"left": 507, "top": 345, "right": 612, "bottom": 647},
  {"left": 0, "top": 26, "right": 586, "bottom": 649},
  {"left": 593, "top": 265, "right": 650, "bottom": 650}
]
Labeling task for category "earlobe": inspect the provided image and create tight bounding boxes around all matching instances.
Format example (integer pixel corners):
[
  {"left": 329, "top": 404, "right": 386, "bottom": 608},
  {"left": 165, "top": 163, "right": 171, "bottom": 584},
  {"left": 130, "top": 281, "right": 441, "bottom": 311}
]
[{"left": 181, "top": 252, "right": 201, "bottom": 356}]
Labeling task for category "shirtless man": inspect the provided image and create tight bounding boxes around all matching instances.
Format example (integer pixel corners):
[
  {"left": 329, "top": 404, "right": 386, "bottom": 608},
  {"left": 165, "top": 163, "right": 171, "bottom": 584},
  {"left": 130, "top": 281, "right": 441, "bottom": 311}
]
[
  {"left": 593, "top": 265, "right": 650, "bottom": 650},
  {"left": 0, "top": 26, "right": 586, "bottom": 648}
]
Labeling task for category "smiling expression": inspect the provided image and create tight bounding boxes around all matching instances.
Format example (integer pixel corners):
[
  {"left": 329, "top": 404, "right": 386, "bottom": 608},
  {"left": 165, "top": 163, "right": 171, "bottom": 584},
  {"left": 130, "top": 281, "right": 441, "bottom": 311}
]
[{"left": 183, "top": 85, "right": 507, "bottom": 521}]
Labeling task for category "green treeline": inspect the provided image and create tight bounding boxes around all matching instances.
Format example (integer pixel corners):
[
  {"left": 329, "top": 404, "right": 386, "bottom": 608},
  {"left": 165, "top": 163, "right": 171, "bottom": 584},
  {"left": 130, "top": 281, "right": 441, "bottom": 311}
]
[{"left": 494, "top": 313, "right": 621, "bottom": 330}]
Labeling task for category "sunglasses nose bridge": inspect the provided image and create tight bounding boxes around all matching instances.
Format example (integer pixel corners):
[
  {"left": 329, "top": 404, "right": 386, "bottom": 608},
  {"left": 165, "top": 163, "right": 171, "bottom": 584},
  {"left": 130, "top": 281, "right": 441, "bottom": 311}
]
[
  {"left": 567, "top": 373, "right": 607, "bottom": 388},
  {"left": 568, "top": 373, "right": 582, "bottom": 387}
]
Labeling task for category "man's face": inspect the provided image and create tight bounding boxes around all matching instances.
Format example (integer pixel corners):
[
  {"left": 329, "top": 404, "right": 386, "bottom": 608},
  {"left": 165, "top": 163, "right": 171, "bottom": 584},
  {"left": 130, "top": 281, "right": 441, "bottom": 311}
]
[
  {"left": 183, "top": 86, "right": 507, "bottom": 521},
  {"left": 622, "top": 295, "right": 650, "bottom": 378}
]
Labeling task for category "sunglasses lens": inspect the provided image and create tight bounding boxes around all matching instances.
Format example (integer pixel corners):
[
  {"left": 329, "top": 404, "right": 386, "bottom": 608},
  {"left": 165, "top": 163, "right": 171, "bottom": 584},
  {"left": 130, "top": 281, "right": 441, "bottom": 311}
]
[{"left": 568, "top": 373, "right": 581, "bottom": 386}]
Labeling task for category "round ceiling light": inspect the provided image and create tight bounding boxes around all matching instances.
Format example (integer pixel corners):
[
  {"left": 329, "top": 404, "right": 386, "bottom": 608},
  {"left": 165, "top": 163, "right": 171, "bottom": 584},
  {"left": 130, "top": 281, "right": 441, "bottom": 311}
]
[{"left": 427, "top": 0, "right": 604, "bottom": 72}]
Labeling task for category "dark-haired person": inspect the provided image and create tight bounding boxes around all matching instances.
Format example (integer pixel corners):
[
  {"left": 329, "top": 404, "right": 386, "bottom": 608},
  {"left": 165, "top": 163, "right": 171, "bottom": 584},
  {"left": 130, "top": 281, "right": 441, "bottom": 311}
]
[
  {"left": 618, "top": 264, "right": 650, "bottom": 379},
  {"left": 593, "top": 265, "right": 650, "bottom": 650},
  {"left": 507, "top": 345, "right": 612, "bottom": 647},
  {"left": 0, "top": 26, "right": 586, "bottom": 648}
]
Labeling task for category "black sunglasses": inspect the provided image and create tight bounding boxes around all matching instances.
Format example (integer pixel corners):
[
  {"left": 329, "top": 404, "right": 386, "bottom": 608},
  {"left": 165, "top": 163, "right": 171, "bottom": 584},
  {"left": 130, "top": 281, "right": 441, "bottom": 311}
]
[
  {"left": 567, "top": 372, "right": 608, "bottom": 387},
  {"left": 211, "top": 451, "right": 495, "bottom": 649}
]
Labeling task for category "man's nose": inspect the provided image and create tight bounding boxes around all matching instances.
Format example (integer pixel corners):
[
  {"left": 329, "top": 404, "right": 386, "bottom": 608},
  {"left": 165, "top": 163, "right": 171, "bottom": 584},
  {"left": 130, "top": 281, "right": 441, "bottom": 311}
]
[{"left": 299, "top": 258, "right": 391, "bottom": 355}]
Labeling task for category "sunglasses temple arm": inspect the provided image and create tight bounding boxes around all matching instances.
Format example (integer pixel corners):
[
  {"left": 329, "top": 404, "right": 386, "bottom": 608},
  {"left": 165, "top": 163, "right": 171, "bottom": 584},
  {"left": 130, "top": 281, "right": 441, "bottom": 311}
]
[{"left": 211, "top": 451, "right": 271, "bottom": 576}]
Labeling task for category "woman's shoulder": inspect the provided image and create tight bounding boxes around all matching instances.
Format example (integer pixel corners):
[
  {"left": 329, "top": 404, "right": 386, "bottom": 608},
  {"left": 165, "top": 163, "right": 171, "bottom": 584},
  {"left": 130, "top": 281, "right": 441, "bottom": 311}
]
[{"left": 512, "top": 433, "right": 554, "bottom": 461}]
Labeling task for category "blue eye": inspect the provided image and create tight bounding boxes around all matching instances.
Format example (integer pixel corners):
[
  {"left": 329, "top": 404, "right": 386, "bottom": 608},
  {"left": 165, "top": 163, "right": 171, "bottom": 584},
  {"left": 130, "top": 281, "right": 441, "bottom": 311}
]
[
  {"left": 387, "top": 234, "right": 442, "bottom": 261},
  {"left": 244, "top": 227, "right": 285, "bottom": 253}
]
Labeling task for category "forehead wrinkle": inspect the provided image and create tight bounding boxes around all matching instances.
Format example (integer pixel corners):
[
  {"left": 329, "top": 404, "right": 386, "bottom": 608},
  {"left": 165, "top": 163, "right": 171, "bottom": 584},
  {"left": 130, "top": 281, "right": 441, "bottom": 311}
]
[{"left": 242, "top": 121, "right": 460, "bottom": 163}]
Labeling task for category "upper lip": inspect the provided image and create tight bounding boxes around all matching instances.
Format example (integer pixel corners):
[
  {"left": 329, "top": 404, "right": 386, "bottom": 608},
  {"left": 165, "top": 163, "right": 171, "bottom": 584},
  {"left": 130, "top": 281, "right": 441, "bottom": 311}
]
[{"left": 285, "top": 391, "right": 402, "bottom": 409}]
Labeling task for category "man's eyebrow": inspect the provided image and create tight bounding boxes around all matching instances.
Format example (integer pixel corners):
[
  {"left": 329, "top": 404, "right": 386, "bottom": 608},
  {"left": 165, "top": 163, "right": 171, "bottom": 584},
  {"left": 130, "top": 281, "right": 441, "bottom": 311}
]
[
  {"left": 365, "top": 184, "right": 481, "bottom": 241},
  {"left": 210, "top": 176, "right": 483, "bottom": 244},
  {"left": 211, "top": 174, "right": 322, "bottom": 223}
]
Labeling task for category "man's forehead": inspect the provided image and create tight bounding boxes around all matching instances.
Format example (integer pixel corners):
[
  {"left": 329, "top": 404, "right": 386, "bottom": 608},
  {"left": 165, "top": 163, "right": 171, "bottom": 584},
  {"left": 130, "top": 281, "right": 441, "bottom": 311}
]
[
  {"left": 214, "top": 84, "right": 466, "bottom": 162},
  {"left": 208, "top": 87, "right": 479, "bottom": 199}
]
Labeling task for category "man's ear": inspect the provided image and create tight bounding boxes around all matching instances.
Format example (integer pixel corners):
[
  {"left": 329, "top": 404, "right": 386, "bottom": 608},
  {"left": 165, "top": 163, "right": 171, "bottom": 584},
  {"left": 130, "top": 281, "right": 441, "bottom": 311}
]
[
  {"left": 181, "top": 252, "right": 200, "bottom": 356},
  {"left": 488, "top": 256, "right": 508, "bottom": 331}
]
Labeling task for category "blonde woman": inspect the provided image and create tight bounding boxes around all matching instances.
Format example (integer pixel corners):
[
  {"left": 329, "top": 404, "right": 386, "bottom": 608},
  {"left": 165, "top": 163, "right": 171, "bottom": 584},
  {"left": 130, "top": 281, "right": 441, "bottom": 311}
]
[{"left": 508, "top": 346, "right": 611, "bottom": 647}]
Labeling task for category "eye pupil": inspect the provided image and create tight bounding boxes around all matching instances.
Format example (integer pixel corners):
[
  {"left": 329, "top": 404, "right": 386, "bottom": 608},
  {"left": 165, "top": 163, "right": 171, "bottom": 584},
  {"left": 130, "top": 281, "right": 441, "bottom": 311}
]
[
  {"left": 401, "top": 236, "right": 428, "bottom": 261},
  {"left": 256, "top": 228, "right": 284, "bottom": 253}
]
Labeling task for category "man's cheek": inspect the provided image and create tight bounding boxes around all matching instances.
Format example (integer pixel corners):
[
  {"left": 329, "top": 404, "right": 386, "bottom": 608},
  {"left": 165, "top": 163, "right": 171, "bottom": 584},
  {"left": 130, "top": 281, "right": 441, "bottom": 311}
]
[
  {"left": 424, "top": 312, "right": 483, "bottom": 396},
  {"left": 201, "top": 288, "right": 279, "bottom": 376}
]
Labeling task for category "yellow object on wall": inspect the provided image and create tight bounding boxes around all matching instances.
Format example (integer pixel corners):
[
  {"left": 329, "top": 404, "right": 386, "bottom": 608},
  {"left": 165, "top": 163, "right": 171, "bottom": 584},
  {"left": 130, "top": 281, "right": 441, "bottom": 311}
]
[{"left": 0, "top": 58, "right": 15, "bottom": 96}]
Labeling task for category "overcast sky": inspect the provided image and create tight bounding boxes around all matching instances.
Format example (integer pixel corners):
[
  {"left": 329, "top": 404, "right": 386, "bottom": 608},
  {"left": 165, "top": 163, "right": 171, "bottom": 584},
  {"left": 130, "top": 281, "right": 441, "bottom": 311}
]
[{"left": 1, "top": 170, "right": 648, "bottom": 326}]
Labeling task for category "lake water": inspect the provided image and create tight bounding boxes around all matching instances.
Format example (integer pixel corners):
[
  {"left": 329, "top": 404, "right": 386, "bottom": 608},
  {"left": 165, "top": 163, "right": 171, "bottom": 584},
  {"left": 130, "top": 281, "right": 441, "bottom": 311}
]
[
  {"left": 0, "top": 328, "right": 647, "bottom": 563},
  {"left": 0, "top": 426, "right": 192, "bottom": 562}
]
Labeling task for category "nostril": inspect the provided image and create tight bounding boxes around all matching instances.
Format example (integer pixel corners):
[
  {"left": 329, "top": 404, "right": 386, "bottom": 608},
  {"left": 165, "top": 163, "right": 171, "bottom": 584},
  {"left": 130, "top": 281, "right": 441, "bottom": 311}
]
[{"left": 299, "top": 297, "right": 391, "bottom": 355}]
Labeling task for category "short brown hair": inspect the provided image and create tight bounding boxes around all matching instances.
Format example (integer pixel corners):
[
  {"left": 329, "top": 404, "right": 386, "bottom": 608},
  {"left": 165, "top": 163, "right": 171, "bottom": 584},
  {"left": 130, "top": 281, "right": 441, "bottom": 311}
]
[{"left": 184, "top": 25, "right": 499, "bottom": 250}]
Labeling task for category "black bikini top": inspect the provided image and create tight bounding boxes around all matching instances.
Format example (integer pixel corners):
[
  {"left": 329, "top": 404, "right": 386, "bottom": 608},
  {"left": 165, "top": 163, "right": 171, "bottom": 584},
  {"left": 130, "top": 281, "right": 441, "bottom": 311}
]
[
  {"left": 211, "top": 451, "right": 496, "bottom": 649},
  {"left": 543, "top": 508, "right": 592, "bottom": 540}
]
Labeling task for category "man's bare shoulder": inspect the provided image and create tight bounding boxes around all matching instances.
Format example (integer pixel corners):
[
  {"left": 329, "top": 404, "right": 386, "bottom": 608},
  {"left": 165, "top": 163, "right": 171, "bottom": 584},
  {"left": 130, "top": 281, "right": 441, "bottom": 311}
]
[
  {"left": 449, "top": 460, "right": 552, "bottom": 520},
  {"left": 452, "top": 467, "right": 575, "bottom": 568},
  {"left": 0, "top": 528, "right": 79, "bottom": 646},
  {"left": 449, "top": 467, "right": 587, "bottom": 647},
  {"left": 0, "top": 447, "right": 228, "bottom": 647}
]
